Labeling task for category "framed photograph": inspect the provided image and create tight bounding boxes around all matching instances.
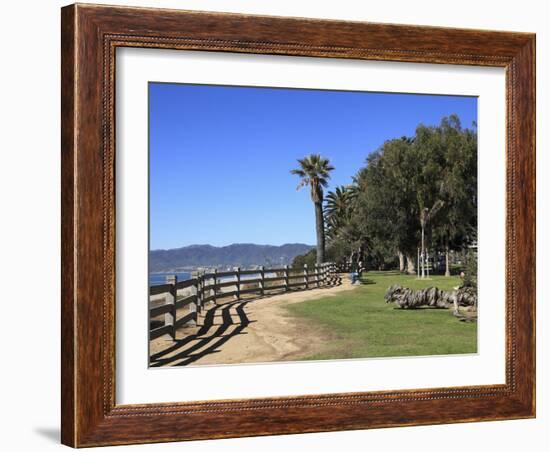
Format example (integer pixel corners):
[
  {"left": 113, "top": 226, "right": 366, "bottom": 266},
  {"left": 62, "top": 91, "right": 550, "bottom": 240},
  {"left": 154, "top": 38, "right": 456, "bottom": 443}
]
[{"left": 61, "top": 3, "right": 535, "bottom": 447}]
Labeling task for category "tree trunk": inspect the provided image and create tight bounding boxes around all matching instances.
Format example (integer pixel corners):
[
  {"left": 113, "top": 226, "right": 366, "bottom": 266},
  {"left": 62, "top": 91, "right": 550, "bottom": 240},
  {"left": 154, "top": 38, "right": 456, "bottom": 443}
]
[
  {"left": 397, "top": 251, "right": 405, "bottom": 273},
  {"left": 314, "top": 201, "right": 325, "bottom": 264},
  {"left": 445, "top": 242, "right": 451, "bottom": 277},
  {"left": 420, "top": 226, "right": 426, "bottom": 279},
  {"left": 358, "top": 246, "right": 364, "bottom": 265},
  {"left": 405, "top": 254, "right": 416, "bottom": 275}
]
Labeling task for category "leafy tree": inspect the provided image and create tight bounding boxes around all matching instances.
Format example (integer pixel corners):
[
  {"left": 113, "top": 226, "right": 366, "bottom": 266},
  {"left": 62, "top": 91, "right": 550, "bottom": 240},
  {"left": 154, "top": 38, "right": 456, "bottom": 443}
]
[
  {"left": 419, "top": 201, "right": 445, "bottom": 277},
  {"left": 292, "top": 249, "right": 317, "bottom": 269},
  {"left": 354, "top": 138, "right": 420, "bottom": 273},
  {"left": 462, "top": 248, "right": 478, "bottom": 289},
  {"left": 406, "top": 116, "right": 477, "bottom": 277},
  {"left": 430, "top": 116, "right": 478, "bottom": 276},
  {"left": 347, "top": 116, "right": 477, "bottom": 275},
  {"left": 290, "top": 116, "right": 477, "bottom": 277},
  {"left": 290, "top": 154, "right": 334, "bottom": 264},
  {"left": 409, "top": 123, "right": 448, "bottom": 277}
]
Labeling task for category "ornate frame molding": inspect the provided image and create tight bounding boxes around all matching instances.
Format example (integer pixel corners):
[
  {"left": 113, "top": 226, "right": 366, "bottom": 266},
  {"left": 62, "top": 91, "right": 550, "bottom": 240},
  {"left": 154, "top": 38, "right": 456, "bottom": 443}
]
[{"left": 62, "top": 4, "right": 535, "bottom": 447}]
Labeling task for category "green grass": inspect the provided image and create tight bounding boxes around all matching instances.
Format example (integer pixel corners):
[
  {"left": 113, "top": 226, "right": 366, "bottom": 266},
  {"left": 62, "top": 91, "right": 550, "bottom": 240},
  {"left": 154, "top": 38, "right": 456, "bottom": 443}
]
[{"left": 285, "top": 271, "right": 477, "bottom": 360}]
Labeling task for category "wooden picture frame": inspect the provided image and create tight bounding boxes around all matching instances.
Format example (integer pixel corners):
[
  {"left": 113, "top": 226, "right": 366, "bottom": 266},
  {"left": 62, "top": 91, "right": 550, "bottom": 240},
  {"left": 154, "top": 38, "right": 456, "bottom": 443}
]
[{"left": 61, "top": 3, "right": 535, "bottom": 447}]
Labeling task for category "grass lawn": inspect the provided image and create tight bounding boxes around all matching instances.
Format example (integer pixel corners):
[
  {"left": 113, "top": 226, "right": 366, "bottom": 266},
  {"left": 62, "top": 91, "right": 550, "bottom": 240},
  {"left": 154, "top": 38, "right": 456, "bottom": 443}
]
[{"left": 285, "top": 271, "right": 477, "bottom": 360}]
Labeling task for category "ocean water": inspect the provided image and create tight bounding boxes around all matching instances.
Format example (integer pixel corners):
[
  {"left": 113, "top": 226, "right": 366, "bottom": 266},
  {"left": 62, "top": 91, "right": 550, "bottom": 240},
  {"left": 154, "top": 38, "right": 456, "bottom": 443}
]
[
  {"left": 149, "top": 272, "right": 191, "bottom": 286},
  {"left": 149, "top": 270, "right": 278, "bottom": 286}
]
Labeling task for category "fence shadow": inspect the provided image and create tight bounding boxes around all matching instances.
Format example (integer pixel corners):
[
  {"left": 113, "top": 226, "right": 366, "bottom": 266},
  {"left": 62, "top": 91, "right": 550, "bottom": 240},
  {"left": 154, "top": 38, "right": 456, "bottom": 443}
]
[
  {"left": 150, "top": 299, "right": 252, "bottom": 367},
  {"left": 150, "top": 275, "right": 343, "bottom": 367},
  {"left": 321, "top": 274, "right": 343, "bottom": 287}
]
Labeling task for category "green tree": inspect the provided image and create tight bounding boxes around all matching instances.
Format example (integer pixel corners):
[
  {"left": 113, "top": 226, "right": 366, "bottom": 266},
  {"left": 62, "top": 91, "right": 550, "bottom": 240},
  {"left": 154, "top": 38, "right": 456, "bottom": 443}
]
[
  {"left": 290, "top": 154, "right": 335, "bottom": 264},
  {"left": 349, "top": 116, "right": 477, "bottom": 276},
  {"left": 419, "top": 201, "right": 445, "bottom": 277},
  {"left": 292, "top": 249, "right": 317, "bottom": 269},
  {"left": 462, "top": 247, "right": 478, "bottom": 289},
  {"left": 410, "top": 123, "right": 447, "bottom": 277},
  {"left": 295, "top": 115, "right": 477, "bottom": 276},
  {"left": 355, "top": 138, "right": 420, "bottom": 273},
  {"left": 430, "top": 116, "right": 478, "bottom": 276}
]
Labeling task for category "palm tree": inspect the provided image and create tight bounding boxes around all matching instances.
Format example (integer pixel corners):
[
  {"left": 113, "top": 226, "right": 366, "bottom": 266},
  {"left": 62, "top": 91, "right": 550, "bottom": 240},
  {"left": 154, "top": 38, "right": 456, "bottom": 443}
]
[
  {"left": 324, "top": 185, "right": 352, "bottom": 238},
  {"left": 291, "top": 154, "right": 335, "bottom": 264},
  {"left": 324, "top": 184, "right": 360, "bottom": 240}
]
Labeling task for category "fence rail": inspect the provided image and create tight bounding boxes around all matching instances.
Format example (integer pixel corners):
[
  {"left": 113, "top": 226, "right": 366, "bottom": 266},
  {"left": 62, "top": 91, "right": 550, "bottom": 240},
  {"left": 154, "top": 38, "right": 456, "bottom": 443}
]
[{"left": 149, "top": 262, "right": 337, "bottom": 341}]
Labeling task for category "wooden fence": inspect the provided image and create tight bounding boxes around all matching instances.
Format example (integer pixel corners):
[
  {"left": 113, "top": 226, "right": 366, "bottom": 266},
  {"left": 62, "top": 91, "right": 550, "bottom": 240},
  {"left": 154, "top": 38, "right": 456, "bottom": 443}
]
[
  {"left": 149, "top": 262, "right": 337, "bottom": 341},
  {"left": 335, "top": 262, "right": 366, "bottom": 273},
  {"left": 336, "top": 262, "right": 352, "bottom": 273}
]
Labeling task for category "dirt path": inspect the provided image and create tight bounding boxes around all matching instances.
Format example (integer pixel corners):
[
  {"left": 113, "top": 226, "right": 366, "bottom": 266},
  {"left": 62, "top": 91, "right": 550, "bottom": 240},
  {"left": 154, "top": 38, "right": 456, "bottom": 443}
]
[{"left": 150, "top": 276, "right": 357, "bottom": 367}]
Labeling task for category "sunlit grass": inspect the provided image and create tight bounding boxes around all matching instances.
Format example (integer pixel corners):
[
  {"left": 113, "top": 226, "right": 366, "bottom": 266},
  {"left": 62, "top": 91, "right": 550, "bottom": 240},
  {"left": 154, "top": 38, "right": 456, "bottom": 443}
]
[{"left": 285, "top": 271, "right": 477, "bottom": 359}]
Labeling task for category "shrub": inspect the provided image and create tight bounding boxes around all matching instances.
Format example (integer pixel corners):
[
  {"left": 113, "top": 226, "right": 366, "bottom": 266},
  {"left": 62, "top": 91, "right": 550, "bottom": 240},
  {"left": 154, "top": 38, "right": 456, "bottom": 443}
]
[
  {"left": 462, "top": 250, "right": 478, "bottom": 290},
  {"left": 292, "top": 249, "right": 317, "bottom": 269}
]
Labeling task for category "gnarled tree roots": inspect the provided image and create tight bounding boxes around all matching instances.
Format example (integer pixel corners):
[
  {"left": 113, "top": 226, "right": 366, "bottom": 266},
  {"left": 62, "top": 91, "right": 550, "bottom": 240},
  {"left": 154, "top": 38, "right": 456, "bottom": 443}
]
[{"left": 384, "top": 284, "right": 477, "bottom": 319}]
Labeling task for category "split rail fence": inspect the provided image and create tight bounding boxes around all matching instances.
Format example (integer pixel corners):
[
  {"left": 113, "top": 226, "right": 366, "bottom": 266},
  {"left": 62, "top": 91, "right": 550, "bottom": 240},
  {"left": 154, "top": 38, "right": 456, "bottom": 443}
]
[{"left": 149, "top": 262, "right": 336, "bottom": 341}]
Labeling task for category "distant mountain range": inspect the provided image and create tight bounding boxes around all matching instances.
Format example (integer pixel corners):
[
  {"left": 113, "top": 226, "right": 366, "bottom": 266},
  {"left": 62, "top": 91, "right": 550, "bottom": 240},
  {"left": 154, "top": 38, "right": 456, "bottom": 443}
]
[{"left": 149, "top": 243, "right": 314, "bottom": 272}]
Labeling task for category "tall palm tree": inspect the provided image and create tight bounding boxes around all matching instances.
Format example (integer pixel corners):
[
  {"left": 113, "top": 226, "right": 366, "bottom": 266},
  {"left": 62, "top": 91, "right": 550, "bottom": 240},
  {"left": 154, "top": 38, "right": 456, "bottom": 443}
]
[{"left": 291, "top": 154, "right": 335, "bottom": 264}]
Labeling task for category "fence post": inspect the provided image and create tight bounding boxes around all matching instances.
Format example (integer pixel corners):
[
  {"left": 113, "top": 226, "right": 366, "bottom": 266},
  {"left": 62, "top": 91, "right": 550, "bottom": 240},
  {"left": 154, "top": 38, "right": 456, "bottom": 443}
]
[
  {"left": 212, "top": 269, "right": 217, "bottom": 305},
  {"left": 165, "top": 275, "right": 177, "bottom": 340},
  {"left": 200, "top": 271, "right": 205, "bottom": 312},
  {"left": 186, "top": 272, "right": 199, "bottom": 327},
  {"left": 304, "top": 264, "right": 309, "bottom": 289},
  {"left": 284, "top": 265, "right": 289, "bottom": 291},
  {"left": 235, "top": 267, "right": 241, "bottom": 300},
  {"left": 192, "top": 271, "right": 202, "bottom": 315},
  {"left": 259, "top": 266, "right": 265, "bottom": 296},
  {"left": 197, "top": 272, "right": 201, "bottom": 314}
]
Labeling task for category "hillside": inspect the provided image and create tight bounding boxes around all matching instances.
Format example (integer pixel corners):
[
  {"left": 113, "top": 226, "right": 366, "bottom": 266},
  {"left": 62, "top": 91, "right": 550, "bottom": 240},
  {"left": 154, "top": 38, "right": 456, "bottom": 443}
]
[{"left": 150, "top": 243, "right": 314, "bottom": 272}]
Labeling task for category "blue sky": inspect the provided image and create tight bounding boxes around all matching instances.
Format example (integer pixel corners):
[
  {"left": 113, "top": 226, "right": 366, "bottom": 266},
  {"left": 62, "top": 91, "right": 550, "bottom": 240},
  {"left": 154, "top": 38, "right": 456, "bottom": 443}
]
[{"left": 149, "top": 83, "right": 477, "bottom": 250}]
